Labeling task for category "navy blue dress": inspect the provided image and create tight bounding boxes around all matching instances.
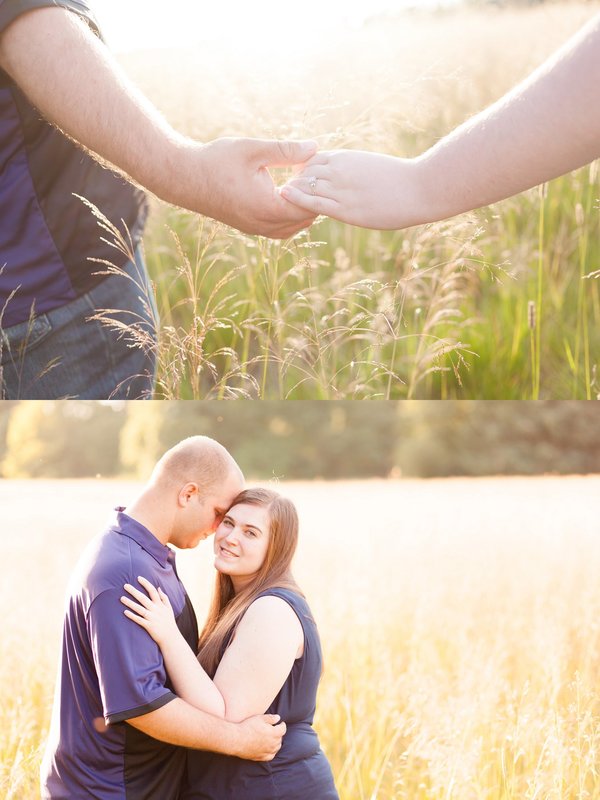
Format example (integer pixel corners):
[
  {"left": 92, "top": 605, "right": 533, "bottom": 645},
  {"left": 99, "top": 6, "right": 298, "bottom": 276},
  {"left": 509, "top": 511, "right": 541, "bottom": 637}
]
[{"left": 180, "top": 588, "right": 339, "bottom": 800}]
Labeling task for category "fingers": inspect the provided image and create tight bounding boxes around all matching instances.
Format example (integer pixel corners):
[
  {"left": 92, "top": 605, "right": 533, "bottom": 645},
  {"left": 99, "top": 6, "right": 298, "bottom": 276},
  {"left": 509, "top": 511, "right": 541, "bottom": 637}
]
[
  {"left": 268, "top": 218, "right": 316, "bottom": 240},
  {"left": 254, "top": 139, "right": 318, "bottom": 168},
  {"left": 294, "top": 165, "right": 331, "bottom": 181},
  {"left": 120, "top": 595, "right": 148, "bottom": 617},
  {"left": 290, "top": 156, "right": 330, "bottom": 177},
  {"left": 294, "top": 152, "right": 330, "bottom": 171},
  {"left": 124, "top": 582, "right": 152, "bottom": 607},
  {"left": 286, "top": 175, "right": 333, "bottom": 197},
  {"left": 262, "top": 714, "right": 281, "bottom": 725},
  {"left": 157, "top": 587, "right": 172, "bottom": 607},
  {"left": 305, "top": 152, "right": 330, "bottom": 167},
  {"left": 279, "top": 184, "right": 338, "bottom": 218},
  {"left": 123, "top": 581, "right": 154, "bottom": 608},
  {"left": 275, "top": 211, "right": 317, "bottom": 234},
  {"left": 123, "top": 608, "right": 150, "bottom": 628},
  {"left": 137, "top": 575, "right": 159, "bottom": 601},
  {"left": 256, "top": 188, "right": 317, "bottom": 238}
]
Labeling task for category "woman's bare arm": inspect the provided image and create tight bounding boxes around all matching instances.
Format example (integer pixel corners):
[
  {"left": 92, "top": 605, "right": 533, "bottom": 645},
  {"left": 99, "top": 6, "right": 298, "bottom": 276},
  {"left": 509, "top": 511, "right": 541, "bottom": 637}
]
[
  {"left": 122, "top": 579, "right": 302, "bottom": 722},
  {"left": 281, "top": 14, "right": 600, "bottom": 229},
  {"left": 211, "top": 596, "right": 303, "bottom": 722}
]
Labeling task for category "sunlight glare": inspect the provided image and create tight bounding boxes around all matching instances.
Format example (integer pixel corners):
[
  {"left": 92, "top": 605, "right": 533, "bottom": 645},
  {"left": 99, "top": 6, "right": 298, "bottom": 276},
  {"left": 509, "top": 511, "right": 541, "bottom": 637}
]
[{"left": 95, "top": 0, "right": 457, "bottom": 56}]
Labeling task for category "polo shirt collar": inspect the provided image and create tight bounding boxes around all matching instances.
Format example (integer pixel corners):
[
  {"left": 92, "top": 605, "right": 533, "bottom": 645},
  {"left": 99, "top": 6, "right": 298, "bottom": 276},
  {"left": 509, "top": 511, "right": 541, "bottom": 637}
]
[{"left": 114, "top": 507, "right": 173, "bottom": 568}]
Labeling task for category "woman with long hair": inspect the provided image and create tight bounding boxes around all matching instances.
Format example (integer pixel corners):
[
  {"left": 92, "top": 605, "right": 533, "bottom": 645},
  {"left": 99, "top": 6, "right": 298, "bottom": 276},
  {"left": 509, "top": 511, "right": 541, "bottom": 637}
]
[{"left": 121, "top": 487, "right": 338, "bottom": 800}]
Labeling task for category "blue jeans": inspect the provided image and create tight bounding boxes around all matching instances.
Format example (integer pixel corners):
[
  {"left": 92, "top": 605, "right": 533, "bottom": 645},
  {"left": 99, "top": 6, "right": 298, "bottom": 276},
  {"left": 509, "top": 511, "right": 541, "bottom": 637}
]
[{"left": 0, "top": 248, "right": 158, "bottom": 399}]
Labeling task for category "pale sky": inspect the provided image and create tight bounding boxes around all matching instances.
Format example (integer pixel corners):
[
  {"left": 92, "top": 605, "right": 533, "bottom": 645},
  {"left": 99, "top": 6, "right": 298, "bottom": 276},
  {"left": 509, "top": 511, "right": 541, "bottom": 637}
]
[{"left": 94, "top": 0, "right": 460, "bottom": 53}]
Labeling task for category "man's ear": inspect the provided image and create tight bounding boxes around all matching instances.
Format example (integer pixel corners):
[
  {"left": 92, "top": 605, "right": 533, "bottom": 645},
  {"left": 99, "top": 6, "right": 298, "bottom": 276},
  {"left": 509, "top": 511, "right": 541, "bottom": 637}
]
[{"left": 178, "top": 482, "right": 199, "bottom": 507}]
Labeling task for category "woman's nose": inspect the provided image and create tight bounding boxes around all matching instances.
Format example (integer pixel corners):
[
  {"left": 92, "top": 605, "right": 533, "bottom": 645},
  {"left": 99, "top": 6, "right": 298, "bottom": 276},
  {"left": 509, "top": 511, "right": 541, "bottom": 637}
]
[{"left": 225, "top": 527, "right": 239, "bottom": 544}]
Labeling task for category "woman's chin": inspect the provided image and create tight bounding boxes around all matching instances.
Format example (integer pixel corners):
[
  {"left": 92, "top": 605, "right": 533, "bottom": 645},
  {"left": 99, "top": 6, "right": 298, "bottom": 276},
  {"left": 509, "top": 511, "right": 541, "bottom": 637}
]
[{"left": 214, "top": 555, "right": 236, "bottom": 574}]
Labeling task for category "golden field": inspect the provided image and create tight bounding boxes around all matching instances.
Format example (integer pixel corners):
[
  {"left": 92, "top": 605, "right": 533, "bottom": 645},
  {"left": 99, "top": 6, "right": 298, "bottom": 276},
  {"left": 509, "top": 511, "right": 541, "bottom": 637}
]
[{"left": 1, "top": 475, "right": 599, "bottom": 798}]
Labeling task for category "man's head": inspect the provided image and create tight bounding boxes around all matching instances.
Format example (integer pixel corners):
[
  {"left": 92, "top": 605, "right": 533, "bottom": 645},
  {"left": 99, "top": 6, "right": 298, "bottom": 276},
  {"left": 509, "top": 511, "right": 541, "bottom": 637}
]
[{"left": 149, "top": 436, "right": 244, "bottom": 549}]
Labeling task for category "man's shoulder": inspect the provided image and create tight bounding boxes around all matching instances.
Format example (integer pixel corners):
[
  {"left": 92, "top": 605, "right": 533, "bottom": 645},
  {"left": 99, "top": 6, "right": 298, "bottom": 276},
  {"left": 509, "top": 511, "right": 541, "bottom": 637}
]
[{"left": 71, "top": 527, "right": 148, "bottom": 606}]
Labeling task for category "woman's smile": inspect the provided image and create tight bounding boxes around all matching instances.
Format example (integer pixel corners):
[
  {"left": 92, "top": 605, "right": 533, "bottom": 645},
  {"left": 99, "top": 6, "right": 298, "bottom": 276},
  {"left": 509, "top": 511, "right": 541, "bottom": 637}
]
[{"left": 213, "top": 502, "right": 271, "bottom": 590}]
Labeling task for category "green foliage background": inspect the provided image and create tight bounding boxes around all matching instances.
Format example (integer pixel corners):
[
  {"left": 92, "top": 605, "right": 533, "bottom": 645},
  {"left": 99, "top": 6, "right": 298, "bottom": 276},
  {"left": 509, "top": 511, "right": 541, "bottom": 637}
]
[{"left": 0, "top": 401, "right": 598, "bottom": 479}]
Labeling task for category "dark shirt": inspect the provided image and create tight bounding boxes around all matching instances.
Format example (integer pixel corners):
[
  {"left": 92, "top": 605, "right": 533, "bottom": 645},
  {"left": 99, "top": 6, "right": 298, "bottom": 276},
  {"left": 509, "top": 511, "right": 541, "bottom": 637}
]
[
  {"left": 40, "top": 509, "right": 199, "bottom": 800},
  {"left": 182, "top": 588, "right": 339, "bottom": 800},
  {"left": 0, "top": 0, "right": 148, "bottom": 328}
]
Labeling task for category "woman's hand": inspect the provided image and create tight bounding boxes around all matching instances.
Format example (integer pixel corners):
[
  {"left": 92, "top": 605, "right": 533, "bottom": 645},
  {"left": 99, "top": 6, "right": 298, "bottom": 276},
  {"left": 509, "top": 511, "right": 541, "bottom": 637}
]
[
  {"left": 283, "top": 17, "right": 600, "bottom": 231},
  {"left": 121, "top": 576, "right": 179, "bottom": 647},
  {"left": 279, "top": 150, "right": 426, "bottom": 230},
  {"left": 122, "top": 577, "right": 227, "bottom": 717}
]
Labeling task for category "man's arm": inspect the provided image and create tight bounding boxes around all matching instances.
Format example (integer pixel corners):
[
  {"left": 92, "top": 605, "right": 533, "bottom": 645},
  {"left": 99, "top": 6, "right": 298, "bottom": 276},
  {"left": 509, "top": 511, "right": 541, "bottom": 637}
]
[
  {"left": 281, "top": 14, "right": 600, "bottom": 229},
  {"left": 127, "top": 698, "right": 286, "bottom": 761},
  {"left": 0, "top": 7, "right": 316, "bottom": 238}
]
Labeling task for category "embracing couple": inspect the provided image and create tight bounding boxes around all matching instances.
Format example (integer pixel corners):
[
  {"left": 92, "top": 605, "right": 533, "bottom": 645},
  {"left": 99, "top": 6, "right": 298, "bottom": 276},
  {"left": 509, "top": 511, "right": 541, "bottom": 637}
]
[{"left": 40, "top": 436, "right": 338, "bottom": 800}]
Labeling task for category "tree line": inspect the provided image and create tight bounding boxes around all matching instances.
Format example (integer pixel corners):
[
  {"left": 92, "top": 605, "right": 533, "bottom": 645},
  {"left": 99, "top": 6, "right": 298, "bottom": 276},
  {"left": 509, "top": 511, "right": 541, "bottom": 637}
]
[{"left": 0, "top": 401, "right": 598, "bottom": 479}]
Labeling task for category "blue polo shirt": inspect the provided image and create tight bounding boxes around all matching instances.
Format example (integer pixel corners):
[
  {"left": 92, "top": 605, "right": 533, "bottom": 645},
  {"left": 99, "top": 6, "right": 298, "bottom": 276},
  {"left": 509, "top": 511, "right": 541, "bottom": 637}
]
[
  {"left": 41, "top": 509, "right": 199, "bottom": 800},
  {"left": 0, "top": 0, "right": 147, "bottom": 328}
]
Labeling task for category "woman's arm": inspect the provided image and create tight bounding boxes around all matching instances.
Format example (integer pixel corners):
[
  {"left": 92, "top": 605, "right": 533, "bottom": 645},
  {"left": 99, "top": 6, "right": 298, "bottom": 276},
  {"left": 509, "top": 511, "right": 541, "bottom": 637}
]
[
  {"left": 211, "top": 596, "right": 303, "bottom": 722},
  {"left": 122, "top": 578, "right": 225, "bottom": 717},
  {"left": 122, "top": 579, "right": 303, "bottom": 722},
  {"left": 281, "top": 14, "right": 600, "bottom": 229}
]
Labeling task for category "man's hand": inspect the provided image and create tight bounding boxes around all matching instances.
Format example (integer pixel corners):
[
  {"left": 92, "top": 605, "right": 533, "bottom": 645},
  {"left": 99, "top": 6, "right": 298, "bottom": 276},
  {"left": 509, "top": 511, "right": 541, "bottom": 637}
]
[
  {"left": 127, "top": 699, "right": 285, "bottom": 758},
  {"left": 176, "top": 137, "right": 318, "bottom": 239},
  {"left": 0, "top": 7, "right": 316, "bottom": 240},
  {"left": 232, "top": 714, "right": 286, "bottom": 761}
]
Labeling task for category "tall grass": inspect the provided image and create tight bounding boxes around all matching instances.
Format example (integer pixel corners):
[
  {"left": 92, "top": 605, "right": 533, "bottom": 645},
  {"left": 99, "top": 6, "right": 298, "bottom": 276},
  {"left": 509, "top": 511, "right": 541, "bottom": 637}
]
[
  {"left": 1, "top": 476, "right": 599, "bottom": 799},
  {"left": 98, "top": 1, "right": 600, "bottom": 399},
  {"left": 138, "top": 213, "right": 485, "bottom": 399}
]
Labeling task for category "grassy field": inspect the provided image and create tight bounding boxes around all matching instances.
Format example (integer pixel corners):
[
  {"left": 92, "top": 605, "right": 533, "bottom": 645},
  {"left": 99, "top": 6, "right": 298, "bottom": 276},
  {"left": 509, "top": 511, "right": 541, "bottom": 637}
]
[
  {"left": 98, "top": 2, "right": 600, "bottom": 399},
  {"left": 1, "top": 475, "right": 599, "bottom": 799}
]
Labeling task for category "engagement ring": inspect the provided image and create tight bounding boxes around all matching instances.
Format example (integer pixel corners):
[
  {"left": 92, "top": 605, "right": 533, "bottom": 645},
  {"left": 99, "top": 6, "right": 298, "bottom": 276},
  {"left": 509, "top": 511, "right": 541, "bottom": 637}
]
[{"left": 308, "top": 176, "right": 318, "bottom": 195}]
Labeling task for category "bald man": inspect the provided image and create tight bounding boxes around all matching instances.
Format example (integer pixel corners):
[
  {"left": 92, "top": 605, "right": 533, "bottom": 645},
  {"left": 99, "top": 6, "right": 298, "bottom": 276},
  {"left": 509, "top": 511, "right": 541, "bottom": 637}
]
[{"left": 40, "top": 436, "right": 286, "bottom": 800}]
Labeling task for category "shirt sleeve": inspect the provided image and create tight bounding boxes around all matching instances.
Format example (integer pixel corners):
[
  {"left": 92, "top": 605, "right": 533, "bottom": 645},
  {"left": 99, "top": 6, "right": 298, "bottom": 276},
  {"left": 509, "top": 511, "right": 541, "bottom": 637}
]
[
  {"left": 87, "top": 587, "right": 177, "bottom": 725},
  {"left": 0, "top": 0, "right": 100, "bottom": 36}
]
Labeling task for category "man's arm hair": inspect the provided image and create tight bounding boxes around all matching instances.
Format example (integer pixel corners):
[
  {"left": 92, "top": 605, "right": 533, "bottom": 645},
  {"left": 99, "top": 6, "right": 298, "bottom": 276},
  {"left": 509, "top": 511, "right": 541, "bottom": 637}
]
[
  {"left": 0, "top": 7, "right": 190, "bottom": 206},
  {"left": 126, "top": 698, "right": 286, "bottom": 761},
  {"left": 0, "top": 7, "right": 317, "bottom": 238},
  {"left": 126, "top": 698, "right": 237, "bottom": 751}
]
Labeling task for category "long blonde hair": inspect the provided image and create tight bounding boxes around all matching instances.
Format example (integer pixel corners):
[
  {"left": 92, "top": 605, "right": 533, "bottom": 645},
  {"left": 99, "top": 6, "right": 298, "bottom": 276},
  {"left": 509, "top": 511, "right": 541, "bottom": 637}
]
[{"left": 198, "top": 488, "right": 303, "bottom": 676}]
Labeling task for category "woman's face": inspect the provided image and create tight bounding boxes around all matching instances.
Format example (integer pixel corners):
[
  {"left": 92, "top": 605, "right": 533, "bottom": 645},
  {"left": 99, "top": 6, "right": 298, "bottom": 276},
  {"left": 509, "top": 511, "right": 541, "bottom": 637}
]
[{"left": 213, "top": 502, "right": 271, "bottom": 590}]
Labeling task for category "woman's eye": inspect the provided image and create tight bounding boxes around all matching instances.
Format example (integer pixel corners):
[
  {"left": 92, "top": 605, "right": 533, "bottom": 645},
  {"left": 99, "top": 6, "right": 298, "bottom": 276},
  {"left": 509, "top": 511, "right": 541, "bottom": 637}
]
[{"left": 223, "top": 519, "right": 233, "bottom": 527}]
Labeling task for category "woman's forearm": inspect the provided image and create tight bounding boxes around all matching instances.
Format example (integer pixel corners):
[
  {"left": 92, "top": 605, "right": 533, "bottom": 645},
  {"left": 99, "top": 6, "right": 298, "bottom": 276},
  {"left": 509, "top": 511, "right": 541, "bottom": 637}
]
[
  {"left": 159, "top": 634, "right": 226, "bottom": 718},
  {"left": 416, "top": 13, "right": 600, "bottom": 223},
  {"left": 282, "top": 14, "right": 600, "bottom": 230}
]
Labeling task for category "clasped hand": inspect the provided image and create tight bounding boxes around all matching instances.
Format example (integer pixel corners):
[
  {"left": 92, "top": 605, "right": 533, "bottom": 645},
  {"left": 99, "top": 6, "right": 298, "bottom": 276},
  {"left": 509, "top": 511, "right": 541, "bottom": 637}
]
[
  {"left": 280, "top": 149, "right": 422, "bottom": 230},
  {"left": 192, "top": 137, "right": 322, "bottom": 238}
]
